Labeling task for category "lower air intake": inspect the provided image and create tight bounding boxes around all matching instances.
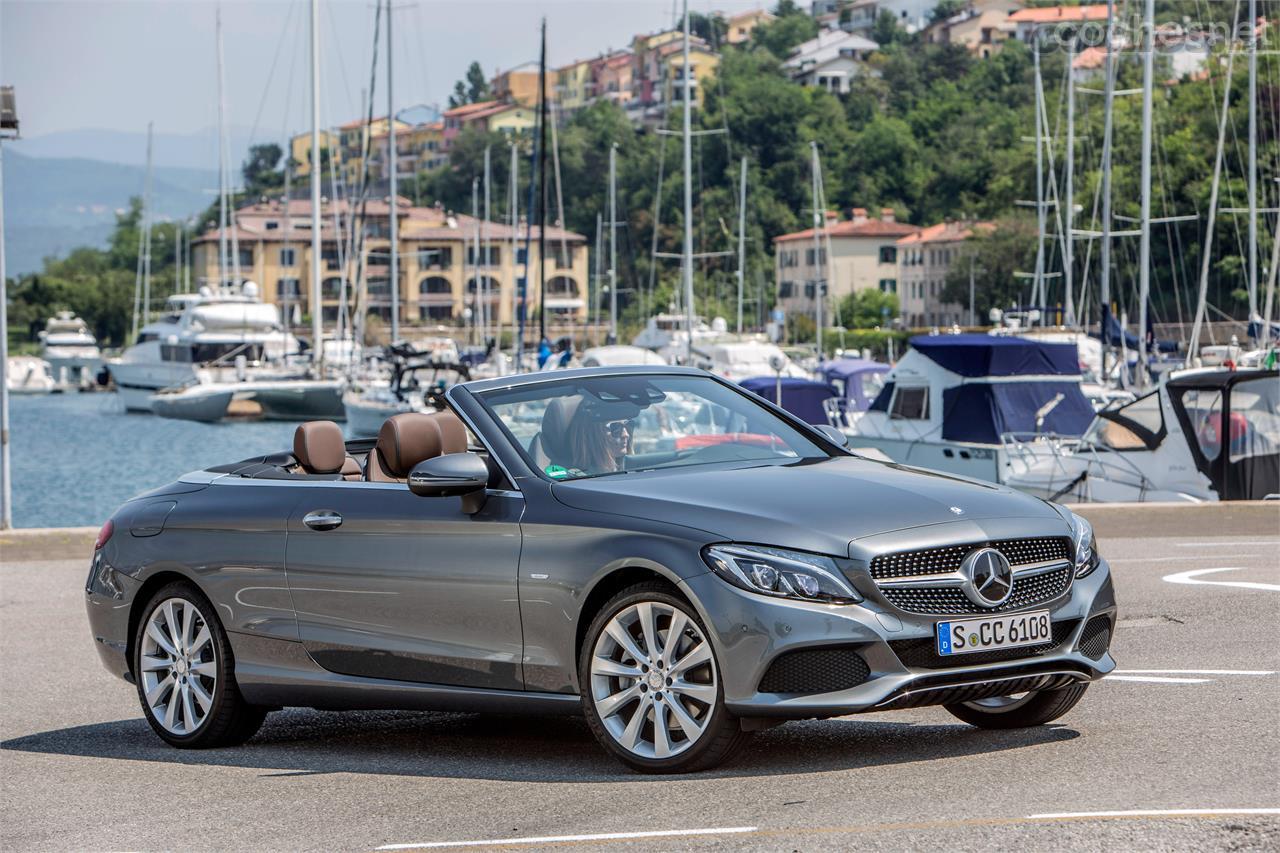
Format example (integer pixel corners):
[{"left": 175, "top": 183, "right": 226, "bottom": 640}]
[
  {"left": 758, "top": 648, "right": 870, "bottom": 695},
  {"left": 1078, "top": 615, "right": 1113, "bottom": 660}
]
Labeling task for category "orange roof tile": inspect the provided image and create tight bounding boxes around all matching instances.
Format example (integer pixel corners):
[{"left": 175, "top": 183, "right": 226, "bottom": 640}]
[{"left": 1009, "top": 5, "right": 1109, "bottom": 24}]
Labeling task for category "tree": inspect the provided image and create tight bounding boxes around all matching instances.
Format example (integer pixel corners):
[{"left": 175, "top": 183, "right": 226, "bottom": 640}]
[
  {"left": 689, "top": 11, "right": 728, "bottom": 46},
  {"left": 929, "top": 0, "right": 966, "bottom": 24},
  {"left": 940, "top": 219, "right": 1035, "bottom": 317},
  {"left": 449, "top": 61, "right": 491, "bottom": 108},
  {"left": 242, "top": 143, "right": 284, "bottom": 198},
  {"left": 872, "top": 10, "right": 906, "bottom": 46},
  {"left": 752, "top": 2, "right": 818, "bottom": 58},
  {"left": 837, "top": 289, "right": 900, "bottom": 328}
]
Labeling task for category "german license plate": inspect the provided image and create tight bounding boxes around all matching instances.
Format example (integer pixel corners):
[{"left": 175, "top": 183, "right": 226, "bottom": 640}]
[{"left": 936, "top": 610, "right": 1052, "bottom": 656}]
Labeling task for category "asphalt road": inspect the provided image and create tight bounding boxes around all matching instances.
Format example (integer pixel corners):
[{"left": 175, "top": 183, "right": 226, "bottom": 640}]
[{"left": 2, "top": 509, "right": 1278, "bottom": 851}]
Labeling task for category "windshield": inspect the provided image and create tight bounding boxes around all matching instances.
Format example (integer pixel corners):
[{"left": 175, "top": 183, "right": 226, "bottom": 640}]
[{"left": 478, "top": 373, "right": 829, "bottom": 481}]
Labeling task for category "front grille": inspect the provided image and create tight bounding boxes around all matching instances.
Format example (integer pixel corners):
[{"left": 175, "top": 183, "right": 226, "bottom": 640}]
[
  {"left": 869, "top": 537, "right": 1070, "bottom": 581},
  {"left": 889, "top": 619, "right": 1080, "bottom": 669},
  {"left": 758, "top": 648, "right": 870, "bottom": 695},
  {"left": 1078, "top": 615, "right": 1113, "bottom": 660},
  {"left": 878, "top": 564, "right": 1073, "bottom": 616},
  {"left": 877, "top": 673, "right": 1080, "bottom": 711}
]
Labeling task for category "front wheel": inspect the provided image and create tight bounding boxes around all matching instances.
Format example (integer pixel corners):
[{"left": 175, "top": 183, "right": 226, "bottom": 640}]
[
  {"left": 944, "top": 682, "right": 1089, "bottom": 729},
  {"left": 133, "top": 582, "right": 267, "bottom": 748},
  {"left": 579, "top": 582, "right": 748, "bottom": 773}
]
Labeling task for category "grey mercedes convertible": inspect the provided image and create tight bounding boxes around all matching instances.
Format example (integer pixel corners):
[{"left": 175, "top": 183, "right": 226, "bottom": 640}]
[{"left": 86, "top": 366, "right": 1116, "bottom": 773}]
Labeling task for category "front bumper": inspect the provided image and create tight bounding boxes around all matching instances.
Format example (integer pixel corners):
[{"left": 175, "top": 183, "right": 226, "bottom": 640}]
[{"left": 679, "top": 558, "right": 1116, "bottom": 719}]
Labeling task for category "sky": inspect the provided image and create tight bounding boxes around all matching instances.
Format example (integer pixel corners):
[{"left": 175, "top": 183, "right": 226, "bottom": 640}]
[{"left": 2, "top": 0, "right": 769, "bottom": 143}]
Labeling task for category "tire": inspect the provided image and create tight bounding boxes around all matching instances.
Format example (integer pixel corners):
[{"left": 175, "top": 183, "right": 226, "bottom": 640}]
[
  {"left": 944, "top": 682, "right": 1089, "bottom": 729},
  {"left": 579, "top": 581, "right": 749, "bottom": 773},
  {"left": 132, "top": 581, "right": 267, "bottom": 748}
]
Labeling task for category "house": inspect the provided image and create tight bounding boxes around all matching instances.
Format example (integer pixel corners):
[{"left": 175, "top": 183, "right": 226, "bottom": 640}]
[
  {"left": 724, "top": 8, "right": 775, "bottom": 44},
  {"left": 923, "top": 0, "right": 1022, "bottom": 58},
  {"left": 190, "top": 198, "right": 588, "bottom": 327},
  {"left": 896, "top": 220, "right": 991, "bottom": 328},
  {"left": 1007, "top": 5, "right": 1109, "bottom": 43},
  {"left": 593, "top": 51, "right": 634, "bottom": 108},
  {"left": 784, "top": 29, "right": 878, "bottom": 94},
  {"left": 841, "top": 0, "right": 936, "bottom": 37},
  {"left": 441, "top": 100, "right": 500, "bottom": 151},
  {"left": 289, "top": 130, "right": 339, "bottom": 180},
  {"left": 334, "top": 115, "right": 410, "bottom": 186},
  {"left": 773, "top": 207, "right": 921, "bottom": 321},
  {"left": 555, "top": 58, "right": 594, "bottom": 117},
  {"left": 490, "top": 62, "right": 549, "bottom": 108},
  {"left": 368, "top": 121, "right": 444, "bottom": 180}
]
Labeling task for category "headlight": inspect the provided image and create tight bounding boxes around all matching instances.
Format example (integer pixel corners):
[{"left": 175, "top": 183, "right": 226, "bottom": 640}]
[
  {"left": 1069, "top": 513, "right": 1100, "bottom": 578},
  {"left": 703, "top": 544, "right": 861, "bottom": 604}
]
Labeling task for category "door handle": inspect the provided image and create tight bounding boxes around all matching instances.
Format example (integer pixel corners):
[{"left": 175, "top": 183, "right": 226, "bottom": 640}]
[{"left": 303, "top": 510, "right": 343, "bottom": 531}]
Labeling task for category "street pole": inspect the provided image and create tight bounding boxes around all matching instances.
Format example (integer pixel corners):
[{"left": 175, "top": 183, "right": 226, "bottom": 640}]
[
  {"left": 608, "top": 143, "right": 618, "bottom": 345},
  {"left": 1247, "top": 0, "right": 1258, "bottom": 320},
  {"left": 1100, "top": 0, "right": 1116, "bottom": 382},
  {"left": 1064, "top": 39, "right": 1076, "bottom": 327},
  {"left": 681, "top": 0, "right": 695, "bottom": 364},
  {"left": 1032, "top": 42, "right": 1046, "bottom": 322},
  {"left": 483, "top": 145, "right": 492, "bottom": 345},
  {"left": 810, "top": 141, "right": 823, "bottom": 360}
]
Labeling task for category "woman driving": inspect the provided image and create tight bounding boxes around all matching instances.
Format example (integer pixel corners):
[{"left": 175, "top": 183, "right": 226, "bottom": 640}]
[{"left": 565, "top": 403, "right": 635, "bottom": 475}]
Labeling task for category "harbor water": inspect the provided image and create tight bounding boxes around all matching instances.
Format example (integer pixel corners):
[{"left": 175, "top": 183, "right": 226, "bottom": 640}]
[{"left": 6, "top": 393, "right": 302, "bottom": 528}]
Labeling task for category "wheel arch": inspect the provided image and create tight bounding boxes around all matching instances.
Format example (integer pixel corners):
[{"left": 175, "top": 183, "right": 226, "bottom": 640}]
[
  {"left": 574, "top": 562, "right": 692, "bottom": 669},
  {"left": 124, "top": 568, "right": 209, "bottom": 681}
]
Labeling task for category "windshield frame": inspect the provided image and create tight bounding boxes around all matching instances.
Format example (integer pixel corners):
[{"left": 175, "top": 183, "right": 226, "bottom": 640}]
[{"left": 464, "top": 369, "right": 844, "bottom": 484}]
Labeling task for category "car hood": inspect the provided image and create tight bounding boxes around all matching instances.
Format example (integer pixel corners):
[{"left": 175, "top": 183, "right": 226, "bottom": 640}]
[{"left": 550, "top": 456, "right": 1063, "bottom": 557}]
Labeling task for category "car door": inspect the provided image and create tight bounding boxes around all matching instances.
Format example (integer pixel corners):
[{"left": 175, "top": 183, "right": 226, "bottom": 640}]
[{"left": 283, "top": 480, "right": 525, "bottom": 690}]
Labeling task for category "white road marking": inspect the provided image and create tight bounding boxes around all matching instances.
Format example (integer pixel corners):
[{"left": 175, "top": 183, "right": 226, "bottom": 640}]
[
  {"left": 1113, "top": 669, "right": 1276, "bottom": 676},
  {"left": 1103, "top": 675, "right": 1212, "bottom": 684},
  {"left": 376, "top": 827, "right": 759, "bottom": 850},
  {"left": 1108, "top": 555, "right": 1262, "bottom": 563},
  {"left": 1173, "top": 541, "right": 1279, "bottom": 548},
  {"left": 1027, "top": 808, "right": 1280, "bottom": 820},
  {"left": 1162, "top": 567, "right": 1280, "bottom": 592}
]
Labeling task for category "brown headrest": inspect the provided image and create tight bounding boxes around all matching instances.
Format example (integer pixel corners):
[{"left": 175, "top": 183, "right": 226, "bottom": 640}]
[
  {"left": 294, "top": 421, "right": 347, "bottom": 474},
  {"left": 375, "top": 413, "right": 443, "bottom": 477},
  {"left": 428, "top": 411, "right": 468, "bottom": 455},
  {"left": 539, "top": 396, "right": 580, "bottom": 463}
]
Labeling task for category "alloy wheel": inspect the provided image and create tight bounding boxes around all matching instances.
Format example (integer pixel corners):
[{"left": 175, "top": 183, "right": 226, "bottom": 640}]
[
  {"left": 589, "top": 601, "right": 718, "bottom": 760},
  {"left": 139, "top": 597, "right": 218, "bottom": 736}
]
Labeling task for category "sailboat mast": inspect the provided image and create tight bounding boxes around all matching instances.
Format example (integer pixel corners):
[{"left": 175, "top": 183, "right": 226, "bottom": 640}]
[
  {"left": 594, "top": 212, "right": 602, "bottom": 332},
  {"left": 1032, "top": 43, "right": 1046, "bottom": 322},
  {"left": 736, "top": 156, "right": 746, "bottom": 335},
  {"left": 472, "top": 177, "right": 480, "bottom": 345},
  {"left": 1136, "top": 0, "right": 1154, "bottom": 390},
  {"left": 609, "top": 143, "right": 618, "bottom": 344},
  {"left": 537, "top": 20, "right": 549, "bottom": 344},
  {"left": 1064, "top": 40, "right": 1076, "bottom": 327},
  {"left": 810, "top": 141, "right": 823, "bottom": 358},
  {"left": 681, "top": 0, "right": 695, "bottom": 364},
  {"left": 484, "top": 145, "right": 492, "bottom": 344},
  {"left": 509, "top": 141, "right": 518, "bottom": 359},
  {"left": 1099, "top": 0, "right": 1116, "bottom": 380},
  {"left": 1247, "top": 0, "right": 1258, "bottom": 320},
  {"left": 309, "top": 0, "right": 323, "bottom": 367},
  {"left": 216, "top": 5, "right": 227, "bottom": 291},
  {"left": 387, "top": 0, "right": 399, "bottom": 343},
  {"left": 141, "top": 122, "right": 153, "bottom": 329}
]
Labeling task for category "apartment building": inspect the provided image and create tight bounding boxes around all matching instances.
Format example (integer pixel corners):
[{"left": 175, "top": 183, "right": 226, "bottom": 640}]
[
  {"left": 190, "top": 198, "right": 589, "bottom": 327},
  {"left": 773, "top": 208, "right": 920, "bottom": 321},
  {"left": 725, "top": 8, "right": 775, "bottom": 44},
  {"left": 784, "top": 28, "right": 879, "bottom": 94},
  {"left": 290, "top": 130, "right": 339, "bottom": 180},
  {"left": 896, "top": 220, "right": 988, "bottom": 328}
]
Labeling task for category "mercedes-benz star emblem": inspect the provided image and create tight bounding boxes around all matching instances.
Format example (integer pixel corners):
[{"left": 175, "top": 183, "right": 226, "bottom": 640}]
[{"left": 960, "top": 547, "right": 1013, "bottom": 607}]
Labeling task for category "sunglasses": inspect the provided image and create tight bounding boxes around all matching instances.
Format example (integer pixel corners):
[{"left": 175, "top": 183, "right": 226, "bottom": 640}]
[{"left": 604, "top": 419, "right": 635, "bottom": 437}]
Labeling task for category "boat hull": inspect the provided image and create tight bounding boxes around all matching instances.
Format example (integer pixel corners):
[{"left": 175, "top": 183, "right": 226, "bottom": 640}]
[{"left": 842, "top": 434, "right": 1005, "bottom": 483}]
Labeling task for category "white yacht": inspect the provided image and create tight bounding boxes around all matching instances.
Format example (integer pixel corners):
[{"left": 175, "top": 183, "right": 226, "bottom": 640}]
[
  {"left": 632, "top": 313, "right": 726, "bottom": 362},
  {"left": 108, "top": 283, "right": 305, "bottom": 414},
  {"left": 38, "top": 311, "right": 102, "bottom": 388},
  {"left": 847, "top": 334, "right": 1097, "bottom": 484},
  {"left": 1003, "top": 367, "right": 1280, "bottom": 502},
  {"left": 6, "top": 356, "right": 57, "bottom": 395},
  {"left": 691, "top": 340, "right": 809, "bottom": 384}
]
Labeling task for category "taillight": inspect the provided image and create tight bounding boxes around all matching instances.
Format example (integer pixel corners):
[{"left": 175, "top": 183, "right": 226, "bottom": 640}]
[{"left": 94, "top": 519, "right": 114, "bottom": 551}]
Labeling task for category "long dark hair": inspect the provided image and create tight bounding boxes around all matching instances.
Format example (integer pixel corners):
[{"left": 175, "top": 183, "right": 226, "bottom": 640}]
[{"left": 567, "top": 406, "right": 628, "bottom": 473}]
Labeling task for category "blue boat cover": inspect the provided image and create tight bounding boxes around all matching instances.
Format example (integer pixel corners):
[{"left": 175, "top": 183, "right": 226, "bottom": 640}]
[
  {"left": 1093, "top": 313, "right": 1179, "bottom": 354},
  {"left": 910, "top": 334, "right": 1081, "bottom": 377},
  {"left": 941, "top": 381, "right": 1094, "bottom": 443},
  {"left": 820, "top": 358, "right": 890, "bottom": 413},
  {"left": 740, "top": 376, "right": 837, "bottom": 425}
]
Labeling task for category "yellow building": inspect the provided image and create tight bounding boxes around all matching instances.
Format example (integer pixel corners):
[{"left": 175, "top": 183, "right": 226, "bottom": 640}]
[
  {"left": 659, "top": 41, "right": 720, "bottom": 108},
  {"left": 555, "top": 58, "right": 594, "bottom": 117},
  {"left": 336, "top": 115, "right": 409, "bottom": 185},
  {"left": 490, "top": 62, "right": 549, "bottom": 108},
  {"left": 289, "top": 130, "right": 339, "bottom": 180},
  {"left": 190, "top": 197, "right": 589, "bottom": 327},
  {"left": 724, "top": 8, "right": 774, "bottom": 44}
]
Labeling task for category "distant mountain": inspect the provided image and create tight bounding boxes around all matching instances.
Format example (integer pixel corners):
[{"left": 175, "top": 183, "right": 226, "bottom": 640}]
[
  {"left": 2, "top": 149, "right": 219, "bottom": 276},
  {"left": 9, "top": 126, "right": 255, "bottom": 171}
]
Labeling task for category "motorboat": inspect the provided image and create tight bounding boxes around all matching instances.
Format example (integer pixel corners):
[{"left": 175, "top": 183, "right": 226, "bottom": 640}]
[
  {"left": 579, "top": 345, "right": 668, "bottom": 368},
  {"left": 989, "top": 325, "right": 1132, "bottom": 410},
  {"left": 6, "top": 356, "right": 57, "bottom": 394},
  {"left": 108, "top": 282, "right": 319, "bottom": 415},
  {"left": 847, "top": 334, "right": 1096, "bottom": 484},
  {"left": 1003, "top": 367, "right": 1280, "bottom": 502},
  {"left": 632, "top": 313, "right": 724, "bottom": 362},
  {"left": 343, "top": 344, "right": 471, "bottom": 437},
  {"left": 38, "top": 311, "right": 102, "bottom": 389},
  {"left": 817, "top": 357, "right": 890, "bottom": 429},
  {"left": 691, "top": 340, "right": 808, "bottom": 384},
  {"left": 740, "top": 375, "right": 836, "bottom": 424},
  {"left": 148, "top": 378, "right": 346, "bottom": 423}
]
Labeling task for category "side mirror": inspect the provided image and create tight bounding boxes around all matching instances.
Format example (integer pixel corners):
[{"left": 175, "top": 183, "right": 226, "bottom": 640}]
[
  {"left": 408, "top": 452, "right": 490, "bottom": 513},
  {"left": 813, "top": 423, "right": 850, "bottom": 448}
]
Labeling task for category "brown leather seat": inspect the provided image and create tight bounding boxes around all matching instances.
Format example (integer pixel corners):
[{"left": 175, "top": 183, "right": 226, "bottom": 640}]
[
  {"left": 427, "top": 410, "right": 469, "bottom": 455},
  {"left": 293, "top": 421, "right": 363, "bottom": 480},
  {"left": 366, "top": 413, "right": 446, "bottom": 483}
]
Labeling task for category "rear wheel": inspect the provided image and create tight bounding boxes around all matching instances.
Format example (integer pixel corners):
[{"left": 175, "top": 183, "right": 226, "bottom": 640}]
[
  {"left": 133, "top": 582, "right": 267, "bottom": 748},
  {"left": 579, "top": 582, "right": 748, "bottom": 773},
  {"left": 944, "top": 682, "right": 1089, "bottom": 729}
]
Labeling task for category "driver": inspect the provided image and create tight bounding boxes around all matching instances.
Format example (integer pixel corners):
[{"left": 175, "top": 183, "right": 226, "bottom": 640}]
[{"left": 565, "top": 402, "right": 636, "bottom": 476}]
